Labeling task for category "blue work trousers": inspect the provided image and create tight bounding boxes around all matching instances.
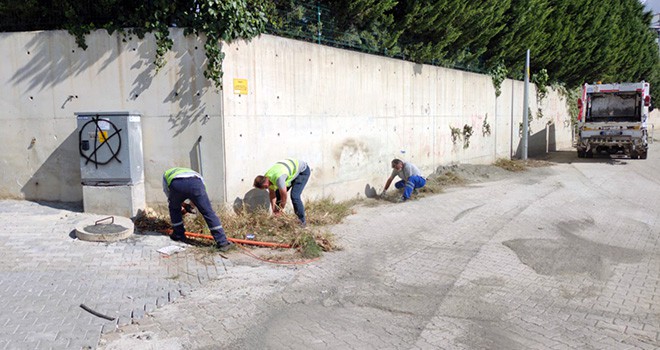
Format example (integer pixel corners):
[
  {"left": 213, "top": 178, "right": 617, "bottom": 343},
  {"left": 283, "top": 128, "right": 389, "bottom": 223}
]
[
  {"left": 276, "top": 167, "right": 311, "bottom": 224},
  {"left": 167, "top": 177, "right": 229, "bottom": 245},
  {"left": 395, "top": 175, "right": 426, "bottom": 199}
]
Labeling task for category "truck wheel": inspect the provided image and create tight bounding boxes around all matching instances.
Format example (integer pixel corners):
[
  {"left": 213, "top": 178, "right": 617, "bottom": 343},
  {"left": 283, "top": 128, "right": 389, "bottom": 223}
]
[
  {"left": 577, "top": 150, "right": 585, "bottom": 158},
  {"left": 640, "top": 152, "right": 647, "bottom": 159},
  {"left": 631, "top": 151, "right": 639, "bottom": 159}
]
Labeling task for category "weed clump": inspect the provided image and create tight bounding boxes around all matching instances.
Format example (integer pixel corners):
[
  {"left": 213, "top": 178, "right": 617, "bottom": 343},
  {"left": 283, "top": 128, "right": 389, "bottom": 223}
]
[
  {"left": 133, "top": 197, "right": 354, "bottom": 258},
  {"left": 305, "top": 197, "right": 356, "bottom": 226},
  {"left": 432, "top": 171, "right": 466, "bottom": 187},
  {"left": 494, "top": 158, "right": 527, "bottom": 172}
]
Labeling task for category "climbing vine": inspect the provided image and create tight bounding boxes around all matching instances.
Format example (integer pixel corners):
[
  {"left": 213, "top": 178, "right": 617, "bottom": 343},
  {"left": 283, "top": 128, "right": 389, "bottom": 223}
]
[
  {"left": 489, "top": 63, "right": 508, "bottom": 97},
  {"left": 536, "top": 108, "right": 544, "bottom": 121},
  {"left": 482, "top": 115, "right": 491, "bottom": 136},
  {"left": 518, "top": 119, "right": 532, "bottom": 138},
  {"left": 63, "top": 0, "right": 269, "bottom": 89},
  {"left": 450, "top": 126, "right": 462, "bottom": 144},
  {"left": 557, "top": 84, "right": 581, "bottom": 127},
  {"left": 450, "top": 124, "right": 474, "bottom": 148},
  {"left": 532, "top": 68, "right": 549, "bottom": 102},
  {"left": 462, "top": 124, "right": 473, "bottom": 149}
]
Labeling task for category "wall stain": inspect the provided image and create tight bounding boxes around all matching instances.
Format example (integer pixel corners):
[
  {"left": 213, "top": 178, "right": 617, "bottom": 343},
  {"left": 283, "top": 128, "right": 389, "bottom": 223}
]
[{"left": 333, "top": 138, "right": 371, "bottom": 164}]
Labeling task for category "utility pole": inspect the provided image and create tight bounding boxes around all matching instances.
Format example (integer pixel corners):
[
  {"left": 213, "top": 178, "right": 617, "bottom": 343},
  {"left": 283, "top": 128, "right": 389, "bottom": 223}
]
[
  {"left": 317, "top": 4, "right": 321, "bottom": 44},
  {"left": 522, "top": 49, "right": 530, "bottom": 160}
]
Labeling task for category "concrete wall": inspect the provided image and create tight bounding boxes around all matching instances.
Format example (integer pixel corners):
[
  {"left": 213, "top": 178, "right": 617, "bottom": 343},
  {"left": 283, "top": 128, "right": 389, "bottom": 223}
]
[
  {"left": 0, "top": 29, "right": 226, "bottom": 204},
  {"left": 222, "top": 35, "right": 573, "bottom": 204},
  {"left": 0, "top": 30, "right": 572, "bottom": 206}
]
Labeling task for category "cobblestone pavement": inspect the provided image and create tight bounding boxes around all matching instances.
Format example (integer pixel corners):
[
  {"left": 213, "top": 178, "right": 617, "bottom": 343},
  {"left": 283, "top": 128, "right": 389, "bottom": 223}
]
[
  {"left": 0, "top": 201, "right": 231, "bottom": 349},
  {"left": 96, "top": 147, "right": 660, "bottom": 350},
  {"left": 2, "top": 146, "right": 660, "bottom": 350}
]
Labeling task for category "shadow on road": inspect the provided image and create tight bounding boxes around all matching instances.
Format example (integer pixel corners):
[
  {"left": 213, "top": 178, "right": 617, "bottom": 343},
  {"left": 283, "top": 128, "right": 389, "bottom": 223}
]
[{"left": 540, "top": 150, "right": 631, "bottom": 166}]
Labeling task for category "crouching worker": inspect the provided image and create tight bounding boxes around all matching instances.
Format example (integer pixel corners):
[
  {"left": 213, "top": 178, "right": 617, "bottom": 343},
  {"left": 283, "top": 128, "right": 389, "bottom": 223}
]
[
  {"left": 162, "top": 167, "right": 234, "bottom": 252},
  {"left": 383, "top": 159, "right": 426, "bottom": 202},
  {"left": 253, "top": 158, "right": 310, "bottom": 227}
]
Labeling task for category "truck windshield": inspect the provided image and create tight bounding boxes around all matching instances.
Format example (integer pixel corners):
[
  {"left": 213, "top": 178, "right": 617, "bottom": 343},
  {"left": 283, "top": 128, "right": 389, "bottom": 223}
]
[{"left": 587, "top": 93, "right": 641, "bottom": 122}]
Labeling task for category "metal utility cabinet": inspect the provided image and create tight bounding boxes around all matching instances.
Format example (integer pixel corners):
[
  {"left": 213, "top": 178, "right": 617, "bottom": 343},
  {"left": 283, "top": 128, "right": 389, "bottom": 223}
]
[
  {"left": 77, "top": 112, "right": 144, "bottom": 185},
  {"left": 76, "top": 112, "right": 146, "bottom": 217}
]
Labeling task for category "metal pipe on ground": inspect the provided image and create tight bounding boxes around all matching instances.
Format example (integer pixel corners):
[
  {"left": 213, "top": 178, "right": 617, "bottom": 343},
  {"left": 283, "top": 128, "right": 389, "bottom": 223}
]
[{"left": 162, "top": 229, "right": 292, "bottom": 249}]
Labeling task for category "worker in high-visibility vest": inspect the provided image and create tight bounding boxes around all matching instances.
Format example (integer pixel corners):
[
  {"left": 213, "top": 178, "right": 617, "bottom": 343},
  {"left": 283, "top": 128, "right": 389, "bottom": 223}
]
[
  {"left": 162, "top": 167, "right": 233, "bottom": 251},
  {"left": 253, "top": 158, "right": 311, "bottom": 226},
  {"left": 382, "top": 159, "right": 426, "bottom": 202}
]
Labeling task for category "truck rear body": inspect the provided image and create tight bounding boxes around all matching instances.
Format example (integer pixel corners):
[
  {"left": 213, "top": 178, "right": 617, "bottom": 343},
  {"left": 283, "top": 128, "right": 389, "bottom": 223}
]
[{"left": 576, "top": 82, "right": 651, "bottom": 159}]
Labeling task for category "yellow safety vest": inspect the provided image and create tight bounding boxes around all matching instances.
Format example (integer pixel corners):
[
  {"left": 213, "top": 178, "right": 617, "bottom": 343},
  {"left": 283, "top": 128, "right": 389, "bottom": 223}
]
[
  {"left": 164, "top": 167, "right": 197, "bottom": 186},
  {"left": 264, "top": 159, "right": 299, "bottom": 190}
]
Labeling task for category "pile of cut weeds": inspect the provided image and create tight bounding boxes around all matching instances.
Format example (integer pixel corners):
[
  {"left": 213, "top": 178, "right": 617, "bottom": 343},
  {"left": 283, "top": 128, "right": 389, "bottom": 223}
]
[
  {"left": 365, "top": 159, "right": 550, "bottom": 205},
  {"left": 494, "top": 158, "right": 552, "bottom": 172},
  {"left": 134, "top": 197, "right": 354, "bottom": 259}
]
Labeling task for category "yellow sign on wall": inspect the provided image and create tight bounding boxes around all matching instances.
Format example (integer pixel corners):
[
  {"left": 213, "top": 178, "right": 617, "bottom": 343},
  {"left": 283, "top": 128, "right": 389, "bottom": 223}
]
[{"left": 233, "top": 79, "right": 248, "bottom": 95}]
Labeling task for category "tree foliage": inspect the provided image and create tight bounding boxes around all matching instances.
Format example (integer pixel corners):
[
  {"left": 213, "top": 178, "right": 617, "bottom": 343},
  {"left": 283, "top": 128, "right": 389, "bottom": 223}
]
[{"left": 1, "top": 0, "right": 659, "bottom": 92}]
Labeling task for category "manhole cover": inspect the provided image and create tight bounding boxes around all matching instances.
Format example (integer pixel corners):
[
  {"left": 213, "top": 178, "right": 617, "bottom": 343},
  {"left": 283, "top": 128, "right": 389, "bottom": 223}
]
[
  {"left": 75, "top": 216, "right": 134, "bottom": 242},
  {"left": 83, "top": 223, "right": 127, "bottom": 234}
]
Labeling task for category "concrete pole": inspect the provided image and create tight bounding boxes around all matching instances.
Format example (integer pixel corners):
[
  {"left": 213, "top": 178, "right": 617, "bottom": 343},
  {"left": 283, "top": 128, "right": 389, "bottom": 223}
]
[
  {"left": 522, "top": 49, "right": 530, "bottom": 160},
  {"left": 510, "top": 80, "right": 514, "bottom": 159},
  {"left": 317, "top": 5, "right": 322, "bottom": 44}
]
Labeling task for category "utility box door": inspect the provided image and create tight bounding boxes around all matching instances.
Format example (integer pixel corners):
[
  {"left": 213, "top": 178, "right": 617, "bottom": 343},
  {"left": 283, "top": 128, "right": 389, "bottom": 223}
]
[{"left": 76, "top": 112, "right": 144, "bottom": 185}]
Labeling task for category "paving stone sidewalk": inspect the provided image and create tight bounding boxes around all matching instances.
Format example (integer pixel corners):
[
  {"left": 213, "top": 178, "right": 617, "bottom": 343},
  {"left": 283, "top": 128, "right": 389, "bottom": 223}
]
[
  {"left": 0, "top": 200, "right": 227, "bottom": 349},
  {"left": 94, "top": 154, "right": 660, "bottom": 350}
]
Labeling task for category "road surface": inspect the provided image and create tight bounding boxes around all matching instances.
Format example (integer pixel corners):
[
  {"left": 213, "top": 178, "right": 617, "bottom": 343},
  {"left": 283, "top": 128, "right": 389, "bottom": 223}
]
[{"left": 100, "top": 147, "right": 660, "bottom": 349}]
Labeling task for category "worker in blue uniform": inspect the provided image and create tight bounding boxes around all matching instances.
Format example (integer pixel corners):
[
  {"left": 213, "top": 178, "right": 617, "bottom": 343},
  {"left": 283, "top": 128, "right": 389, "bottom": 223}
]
[
  {"left": 382, "top": 159, "right": 426, "bottom": 202},
  {"left": 162, "top": 167, "right": 233, "bottom": 251}
]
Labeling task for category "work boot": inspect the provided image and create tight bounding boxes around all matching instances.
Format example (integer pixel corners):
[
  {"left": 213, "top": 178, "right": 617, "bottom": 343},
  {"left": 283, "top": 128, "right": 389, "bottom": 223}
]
[
  {"left": 170, "top": 233, "right": 188, "bottom": 243},
  {"left": 217, "top": 241, "right": 235, "bottom": 252}
]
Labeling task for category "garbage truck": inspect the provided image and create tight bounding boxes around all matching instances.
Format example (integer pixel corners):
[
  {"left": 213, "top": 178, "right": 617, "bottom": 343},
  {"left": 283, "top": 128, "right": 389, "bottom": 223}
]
[{"left": 576, "top": 81, "right": 653, "bottom": 159}]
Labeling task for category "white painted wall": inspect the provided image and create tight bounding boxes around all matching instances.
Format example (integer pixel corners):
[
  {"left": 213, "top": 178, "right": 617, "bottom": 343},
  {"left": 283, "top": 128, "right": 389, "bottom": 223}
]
[{"left": 0, "top": 30, "right": 572, "bottom": 206}]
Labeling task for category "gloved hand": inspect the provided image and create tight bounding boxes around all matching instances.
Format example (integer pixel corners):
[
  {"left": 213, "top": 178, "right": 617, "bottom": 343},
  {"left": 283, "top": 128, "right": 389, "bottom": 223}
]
[{"left": 181, "top": 202, "right": 196, "bottom": 215}]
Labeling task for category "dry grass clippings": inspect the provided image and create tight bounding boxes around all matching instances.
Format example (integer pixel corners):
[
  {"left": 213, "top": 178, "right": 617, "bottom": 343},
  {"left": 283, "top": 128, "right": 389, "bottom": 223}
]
[
  {"left": 305, "top": 197, "right": 357, "bottom": 226},
  {"left": 493, "top": 158, "right": 527, "bottom": 172},
  {"left": 133, "top": 197, "right": 354, "bottom": 259},
  {"left": 494, "top": 158, "right": 553, "bottom": 171}
]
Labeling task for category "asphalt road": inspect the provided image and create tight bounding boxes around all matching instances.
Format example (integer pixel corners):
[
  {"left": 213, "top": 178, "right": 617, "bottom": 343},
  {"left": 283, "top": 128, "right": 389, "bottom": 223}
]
[{"left": 100, "top": 146, "right": 660, "bottom": 350}]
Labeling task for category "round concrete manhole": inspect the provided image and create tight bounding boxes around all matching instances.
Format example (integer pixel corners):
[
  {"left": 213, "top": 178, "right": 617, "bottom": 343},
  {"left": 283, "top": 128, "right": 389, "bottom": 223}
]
[{"left": 75, "top": 216, "right": 134, "bottom": 242}]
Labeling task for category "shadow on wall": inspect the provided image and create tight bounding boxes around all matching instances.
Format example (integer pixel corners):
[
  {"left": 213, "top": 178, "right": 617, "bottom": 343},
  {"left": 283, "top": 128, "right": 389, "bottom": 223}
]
[
  {"left": 162, "top": 40, "right": 218, "bottom": 137},
  {"left": 233, "top": 188, "right": 270, "bottom": 214},
  {"left": 10, "top": 30, "right": 210, "bottom": 136},
  {"left": 10, "top": 31, "right": 149, "bottom": 93},
  {"left": 21, "top": 131, "right": 82, "bottom": 203},
  {"left": 548, "top": 123, "right": 557, "bottom": 152},
  {"left": 514, "top": 124, "right": 557, "bottom": 158}
]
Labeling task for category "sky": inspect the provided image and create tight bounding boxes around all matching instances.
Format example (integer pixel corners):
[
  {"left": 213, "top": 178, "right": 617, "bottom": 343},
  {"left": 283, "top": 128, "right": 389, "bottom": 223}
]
[{"left": 642, "top": 0, "right": 660, "bottom": 14}]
